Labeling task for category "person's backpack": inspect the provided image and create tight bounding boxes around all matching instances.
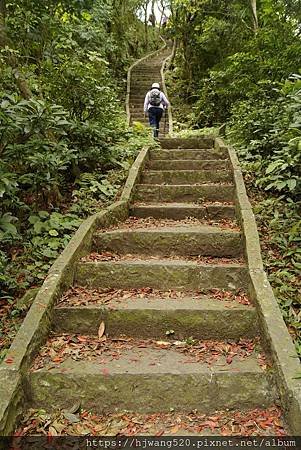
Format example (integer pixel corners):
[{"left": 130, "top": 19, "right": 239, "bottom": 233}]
[{"left": 149, "top": 89, "right": 161, "bottom": 107}]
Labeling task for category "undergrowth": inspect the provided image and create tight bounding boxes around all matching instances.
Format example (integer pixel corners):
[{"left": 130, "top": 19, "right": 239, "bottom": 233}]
[{"left": 0, "top": 125, "right": 155, "bottom": 363}]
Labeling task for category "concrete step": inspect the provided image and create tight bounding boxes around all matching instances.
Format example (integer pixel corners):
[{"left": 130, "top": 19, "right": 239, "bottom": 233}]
[
  {"left": 142, "top": 170, "right": 233, "bottom": 184},
  {"left": 150, "top": 148, "right": 228, "bottom": 160},
  {"left": 132, "top": 112, "right": 168, "bottom": 118},
  {"left": 75, "top": 259, "right": 247, "bottom": 291},
  {"left": 131, "top": 115, "right": 168, "bottom": 122},
  {"left": 131, "top": 113, "right": 168, "bottom": 118},
  {"left": 132, "top": 67, "right": 162, "bottom": 72},
  {"left": 130, "top": 117, "right": 150, "bottom": 123},
  {"left": 131, "top": 69, "right": 162, "bottom": 74},
  {"left": 131, "top": 77, "right": 162, "bottom": 82},
  {"left": 130, "top": 79, "right": 161, "bottom": 85},
  {"left": 15, "top": 405, "right": 286, "bottom": 436},
  {"left": 131, "top": 112, "right": 148, "bottom": 117},
  {"left": 133, "top": 64, "right": 162, "bottom": 69},
  {"left": 129, "top": 106, "right": 146, "bottom": 112},
  {"left": 131, "top": 80, "right": 161, "bottom": 85},
  {"left": 134, "top": 184, "right": 234, "bottom": 203},
  {"left": 130, "top": 203, "right": 236, "bottom": 220},
  {"left": 147, "top": 159, "right": 231, "bottom": 170},
  {"left": 54, "top": 294, "right": 257, "bottom": 339},
  {"left": 129, "top": 96, "right": 149, "bottom": 100},
  {"left": 129, "top": 106, "right": 145, "bottom": 111},
  {"left": 131, "top": 84, "right": 161, "bottom": 90},
  {"left": 28, "top": 338, "right": 273, "bottom": 414},
  {"left": 159, "top": 138, "right": 214, "bottom": 149},
  {"left": 93, "top": 226, "right": 242, "bottom": 258}
]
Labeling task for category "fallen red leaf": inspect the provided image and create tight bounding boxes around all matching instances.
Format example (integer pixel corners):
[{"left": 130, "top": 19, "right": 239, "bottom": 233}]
[
  {"left": 226, "top": 355, "right": 233, "bottom": 364},
  {"left": 52, "top": 357, "right": 63, "bottom": 363},
  {"left": 203, "top": 420, "right": 218, "bottom": 430},
  {"left": 5, "top": 357, "right": 14, "bottom": 364}
]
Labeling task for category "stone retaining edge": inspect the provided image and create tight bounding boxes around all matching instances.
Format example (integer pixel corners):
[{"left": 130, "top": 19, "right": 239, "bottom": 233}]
[
  {"left": 120, "top": 147, "right": 150, "bottom": 203},
  {"left": 160, "top": 43, "right": 174, "bottom": 135},
  {"left": 0, "top": 144, "right": 150, "bottom": 435},
  {"left": 126, "top": 38, "right": 167, "bottom": 126},
  {"left": 215, "top": 137, "right": 301, "bottom": 434}
]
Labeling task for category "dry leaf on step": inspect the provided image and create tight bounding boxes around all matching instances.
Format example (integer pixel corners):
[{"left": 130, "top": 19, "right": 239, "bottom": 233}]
[
  {"left": 48, "top": 426, "right": 58, "bottom": 436},
  {"left": 98, "top": 321, "right": 105, "bottom": 339},
  {"left": 63, "top": 412, "right": 80, "bottom": 424}
]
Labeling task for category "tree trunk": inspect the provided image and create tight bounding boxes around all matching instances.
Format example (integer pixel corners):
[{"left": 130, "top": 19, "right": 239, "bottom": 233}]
[
  {"left": 250, "top": 0, "right": 259, "bottom": 33},
  {"left": 0, "top": 0, "right": 32, "bottom": 99},
  {"left": 158, "top": 6, "right": 165, "bottom": 32},
  {"left": 151, "top": 0, "right": 156, "bottom": 26},
  {"left": 144, "top": 2, "right": 148, "bottom": 49}
]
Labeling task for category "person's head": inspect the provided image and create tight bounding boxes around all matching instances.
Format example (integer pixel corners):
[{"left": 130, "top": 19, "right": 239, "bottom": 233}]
[{"left": 151, "top": 82, "right": 160, "bottom": 90}]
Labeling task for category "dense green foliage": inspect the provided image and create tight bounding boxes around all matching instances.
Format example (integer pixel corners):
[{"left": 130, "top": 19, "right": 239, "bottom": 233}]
[
  {"left": 0, "top": 0, "right": 159, "bottom": 323},
  {"left": 167, "top": 0, "right": 301, "bottom": 354}
]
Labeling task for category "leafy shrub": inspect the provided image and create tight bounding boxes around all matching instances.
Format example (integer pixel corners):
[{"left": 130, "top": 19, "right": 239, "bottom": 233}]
[{"left": 229, "top": 76, "right": 301, "bottom": 199}]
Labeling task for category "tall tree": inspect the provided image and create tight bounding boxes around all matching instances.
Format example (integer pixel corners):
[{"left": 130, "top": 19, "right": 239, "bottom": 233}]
[{"left": 250, "top": 0, "right": 259, "bottom": 32}]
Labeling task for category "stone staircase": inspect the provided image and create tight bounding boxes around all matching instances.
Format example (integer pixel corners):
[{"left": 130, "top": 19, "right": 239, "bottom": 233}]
[
  {"left": 129, "top": 46, "right": 171, "bottom": 135},
  {"left": 9, "top": 46, "right": 300, "bottom": 438},
  {"left": 24, "top": 136, "right": 281, "bottom": 434}
]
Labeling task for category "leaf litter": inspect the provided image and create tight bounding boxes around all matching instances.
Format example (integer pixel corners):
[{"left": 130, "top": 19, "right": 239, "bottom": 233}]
[
  {"left": 31, "top": 334, "right": 267, "bottom": 371},
  {"left": 57, "top": 287, "right": 251, "bottom": 307},
  {"left": 102, "top": 216, "right": 240, "bottom": 231},
  {"left": 15, "top": 406, "right": 287, "bottom": 436},
  {"left": 81, "top": 252, "right": 244, "bottom": 265},
  {"left": 134, "top": 200, "right": 235, "bottom": 206}
]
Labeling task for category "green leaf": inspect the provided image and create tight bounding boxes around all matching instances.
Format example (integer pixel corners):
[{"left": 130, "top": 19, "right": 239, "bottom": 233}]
[
  {"left": 266, "top": 161, "right": 281, "bottom": 174},
  {"left": 33, "top": 222, "right": 44, "bottom": 234},
  {"left": 38, "top": 211, "right": 49, "bottom": 219},
  {"left": 49, "top": 229, "right": 59, "bottom": 236},
  {"left": 287, "top": 179, "right": 297, "bottom": 191}
]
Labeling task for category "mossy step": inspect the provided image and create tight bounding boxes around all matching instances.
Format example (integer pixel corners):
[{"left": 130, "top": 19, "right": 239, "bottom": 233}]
[
  {"left": 54, "top": 296, "right": 257, "bottom": 339},
  {"left": 147, "top": 159, "right": 231, "bottom": 171},
  {"left": 159, "top": 138, "right": 214, "bottom": 149},
  {"left": 28, "top": 345, "right": 273, "bottom": 414},
  {"left": 130, "top": 108, "right": 146, "bottom": 113},
  {"left": 133, "top": 64, "right": 163, "bottom": 69},
  {"left": 131, "top": 72, "right": 162, "bottom": 76},
  {"left": 134, "top": 184, "right": 234, "bottom": 203},
  {"left": 130, "top": 203, "right": 236, "bottom": 220},
  {"left": 131, "top": 114, "right": 149, "bottom": 119},
  {"left": 93, "top": 226, "right": 242, "bottom": 258},
  {"left": 131, "top": 110, "right": 149, "bottom": 114},
  {"left": 150, "top": 149, "right": 228, "bottom": 160},
  {"left": 131, "top": 80, "right": 162, "bottom": 85},
  {"left": 131, "top": 81, "right": 163, "bottom": 86},
  {"left": 131, "top": 73, "right": 161, "bottom": 77},
  {"left": 132, "top": 68, "right": 162, "bottom": 73},
  {"left": 130, "top": 93, "right": 147, "bottom": 97},
  {"left": 142, "top": 170, "right": 233, "bottom": 184},
  {"left": 14, "top": 405, "right": 286, "bottom": 436},
  {"left": 75, "top": 259, "right": 248, "bottom": 291}
]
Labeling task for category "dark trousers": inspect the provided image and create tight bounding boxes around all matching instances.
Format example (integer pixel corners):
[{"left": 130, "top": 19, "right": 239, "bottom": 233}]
[{"left": 148, "top": 107, "right": 163, "bottom": 138}]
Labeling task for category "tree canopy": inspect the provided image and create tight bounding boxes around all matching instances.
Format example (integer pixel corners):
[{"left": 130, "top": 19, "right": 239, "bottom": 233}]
[
  {"left": 0, "top": 0, "right": 159, "bottom": 309},
  {"left": 165, "top": 0, "right": 301, "bottom": 355}
]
